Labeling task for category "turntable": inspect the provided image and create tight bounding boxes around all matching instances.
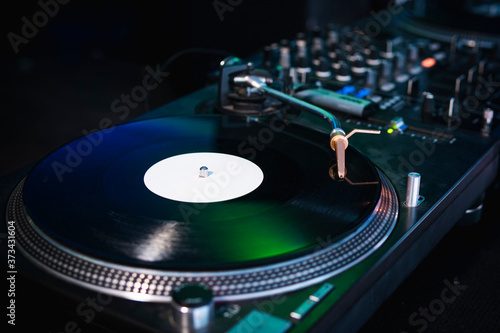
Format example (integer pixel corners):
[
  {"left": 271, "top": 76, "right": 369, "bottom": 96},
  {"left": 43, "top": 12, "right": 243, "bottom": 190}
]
[{"left": 3, "top": 12, "right": 500, "bottom": 333}]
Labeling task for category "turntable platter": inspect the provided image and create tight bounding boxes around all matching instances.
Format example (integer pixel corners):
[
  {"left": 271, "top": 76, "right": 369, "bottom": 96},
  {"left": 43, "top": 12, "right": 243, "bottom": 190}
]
[{"left": 8, "top": 115, "right": 398, "bottom": 301}]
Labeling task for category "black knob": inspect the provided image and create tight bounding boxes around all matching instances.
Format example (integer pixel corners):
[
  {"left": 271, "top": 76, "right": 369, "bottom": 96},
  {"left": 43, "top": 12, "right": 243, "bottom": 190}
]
[
  {"left": 328, "top": 43, "right": 339, "bottom": 60},
  {"left": 350, "top": 53, "right": 366, "bottom": 74},
  {"left": 421, "top": 92, "right": 435, "bottom": 123},
  {"left": 313, "top": 48, "right": 324, "bottom": 59},
  {"left": 297, "top": 56, "right": 310, "bottom": 70},
  {"left": 407, "top": 77, "right": 419, "bottom": 97},
  {"left": 367, "top": 45, "right": 381, "bottom": 67},
  {"left": 335, "top": 61, "right": 351, "bottom": 82},
  {"left": 316, "top": 57, "right": 332, "bottom": 78},
  {"left": 327, "top": 29, "right": 339, "bottom": 47}
]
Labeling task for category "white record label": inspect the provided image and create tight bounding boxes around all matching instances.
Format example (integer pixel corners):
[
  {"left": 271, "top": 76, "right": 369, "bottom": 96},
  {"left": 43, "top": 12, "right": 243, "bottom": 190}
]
[{"left": 143, "top": 152, "right": 264, "bottom": 203}]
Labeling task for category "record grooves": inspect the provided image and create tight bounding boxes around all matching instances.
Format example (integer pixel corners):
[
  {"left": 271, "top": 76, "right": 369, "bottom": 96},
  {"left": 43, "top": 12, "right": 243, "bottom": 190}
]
[
  {"left": 7, "top": 116, "right": 398, "bottom": 302},
  {"left": 8, "top": 170, "right": 397, "bottom": 301}
]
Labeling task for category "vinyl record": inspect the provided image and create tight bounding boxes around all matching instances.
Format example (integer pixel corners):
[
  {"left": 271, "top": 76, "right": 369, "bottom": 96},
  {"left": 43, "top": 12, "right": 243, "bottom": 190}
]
[{"left": 21, "top": 115, "right": 381, "bottom": 270}]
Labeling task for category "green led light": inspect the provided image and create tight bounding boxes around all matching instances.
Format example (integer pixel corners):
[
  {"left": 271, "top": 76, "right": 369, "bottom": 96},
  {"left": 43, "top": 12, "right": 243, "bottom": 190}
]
[{"left": 387, "top": 128, "right": 394, "bottom": 134}]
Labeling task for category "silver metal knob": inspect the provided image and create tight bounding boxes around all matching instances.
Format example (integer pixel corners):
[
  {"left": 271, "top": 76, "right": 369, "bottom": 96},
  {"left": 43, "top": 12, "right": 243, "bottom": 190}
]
[
  {"left": 171, "top": 283, "right": 214, "bottom": 330},
  {"left": 405, "top": 172, "right": 421, "bottom": 207}
]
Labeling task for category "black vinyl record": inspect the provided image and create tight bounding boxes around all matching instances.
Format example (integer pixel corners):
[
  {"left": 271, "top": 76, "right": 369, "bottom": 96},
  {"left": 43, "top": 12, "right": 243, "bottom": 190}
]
[{"left": 22, "top": 115, "right": 381, "bottom": 270}]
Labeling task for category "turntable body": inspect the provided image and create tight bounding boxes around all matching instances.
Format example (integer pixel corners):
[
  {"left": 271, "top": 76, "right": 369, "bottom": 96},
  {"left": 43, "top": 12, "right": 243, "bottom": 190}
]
[{"left": 3, "top": 14, "right": 500, "bottom": 333}]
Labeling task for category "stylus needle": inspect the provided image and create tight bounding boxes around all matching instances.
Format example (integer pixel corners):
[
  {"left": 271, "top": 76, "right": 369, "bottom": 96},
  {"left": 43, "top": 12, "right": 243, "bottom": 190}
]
[
  {"left": 334, "top": 138, "right": 346, "bottom": 179},
  {"left": 330, "top": 129, "right": 380, "bottom": 179}
]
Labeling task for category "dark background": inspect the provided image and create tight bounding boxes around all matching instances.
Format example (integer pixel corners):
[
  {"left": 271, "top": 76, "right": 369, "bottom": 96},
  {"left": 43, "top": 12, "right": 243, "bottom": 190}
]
[
  {"left": 2, "top": 1, "right": 500, "bottom": 332},
  {"left": 1, "top": 0, "right": 377, "bottom": 178}
]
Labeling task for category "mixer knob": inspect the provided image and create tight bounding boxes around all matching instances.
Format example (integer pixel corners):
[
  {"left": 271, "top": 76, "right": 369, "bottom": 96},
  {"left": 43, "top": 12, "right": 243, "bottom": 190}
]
[
  {"left": 478, "top": 59, "right": 488, "bottom": 76},
  {"left": 279, "top": 40, "right": 291, "bottom": 70},
  {"left": 335, "top": 61, "right": 352, "bottom": 82},
  {"left": 445, "top": 97, "right": 459, "bottom": 126},
  {"left": 327, "top": 29, "right": 339, "bottom": 47},
  {"left": 350, "top": 53, "right": 367, "bottom": 74},
  {"left": 406, "top": 77, "right": 419, "bottom": 97},
  {"left": 327, "top": 44, "right": 339, "bottom": 61},
  {"left": 406, "top": 44, "right": 418, "bottom": 63},
  {"left": 364, "top": 68, "right": 378, "bottom": 90},
  {"left": 406, "top": 44, "right": 420, "bottom": 73},
  {"left": 380, "top": 39, "right": 394, "bottom": 59},
  {"left": 393, "top": 52, "right": 407, "bottom": 81},
  {"left": 454, "top": 74, "right": 466, "bottom": 99},
  {"left": 296, "top": 32, "right": 308, "bottom": 59},
  {"left": 366, "top": 46, "right": 381, "bottom": 67},
  {"left": 297, "top": 56, "right": 311, "bottom": 83},
  {"left": 312, "top": 48, "right": 325, "bottom": 67},
  {"left": 379, "top": 59, "right": 393, "bottom": 84},
  {"left": 312, "top": 34, "right": 324, "bottom": 52},
  {"left": 421, "top": 91, "right": 435, "bottom": 123},
  {"left": 297, "top": 56, "right": 311, "bottom": 72},
  {"left": 316, "top": 57, "right": 332, "bottom": 78}
]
